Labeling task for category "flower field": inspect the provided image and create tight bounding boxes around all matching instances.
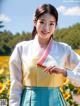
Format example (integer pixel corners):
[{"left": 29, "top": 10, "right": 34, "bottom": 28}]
[
  {"left": 0, "top": 56, "right": 10, "bottom": 106},
  {"left": 0, "top": 49, "right": 80, "bottom": 106}
]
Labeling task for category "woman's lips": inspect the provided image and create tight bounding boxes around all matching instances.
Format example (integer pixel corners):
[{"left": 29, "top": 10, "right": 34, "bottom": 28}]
[{"left": 41, "top": 31, "right": 49, "bottom": 35}]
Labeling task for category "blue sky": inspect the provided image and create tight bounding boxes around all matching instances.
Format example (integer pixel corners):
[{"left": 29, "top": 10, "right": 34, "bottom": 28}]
[{"left": 0, "top": 0, "right": 80, "bottom": 34}]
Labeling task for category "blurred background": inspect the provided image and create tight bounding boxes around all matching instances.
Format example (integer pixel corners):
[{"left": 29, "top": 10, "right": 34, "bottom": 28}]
[{"left": 0, "top": 0, "right": 80, "bottom": 106}]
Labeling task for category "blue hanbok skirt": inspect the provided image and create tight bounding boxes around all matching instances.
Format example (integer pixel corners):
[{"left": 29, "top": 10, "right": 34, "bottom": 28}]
[{"left": 20, "top": 86, "right": 67, "bottom": 106}]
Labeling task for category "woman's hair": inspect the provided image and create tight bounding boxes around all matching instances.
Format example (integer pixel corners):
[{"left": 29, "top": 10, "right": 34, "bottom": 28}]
[{"left": 32, "top": 4, "right": 58, "bottom": 39}]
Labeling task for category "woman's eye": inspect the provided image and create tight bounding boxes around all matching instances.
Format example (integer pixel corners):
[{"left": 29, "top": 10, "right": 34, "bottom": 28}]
[
  {"left": 50, "top": 23, "right": 54, "bottom": 26},
  {"left": 40, "top": 21, "right": 44, "bottom": 24}
]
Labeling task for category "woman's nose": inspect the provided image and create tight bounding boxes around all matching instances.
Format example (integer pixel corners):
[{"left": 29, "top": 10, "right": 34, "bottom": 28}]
[{"left": 43, "top": 24, "right": 49, "bottom": 31}]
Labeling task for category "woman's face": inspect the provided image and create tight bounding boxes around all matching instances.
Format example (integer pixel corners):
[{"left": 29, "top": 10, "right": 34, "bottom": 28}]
[{"left": 35, "top": 13, "right": 56, "bottom": 41}]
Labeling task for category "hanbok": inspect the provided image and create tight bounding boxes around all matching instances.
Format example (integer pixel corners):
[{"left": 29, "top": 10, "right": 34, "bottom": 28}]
[{"left": 9, "top": 36, "right": 80, "bottom": 106}]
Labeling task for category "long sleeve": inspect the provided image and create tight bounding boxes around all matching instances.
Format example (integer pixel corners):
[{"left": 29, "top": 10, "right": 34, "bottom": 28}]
[
  {"left": 66, "top": 46, "right": 80, "bottom": 87},
  {"left": 9, "top": 44, "right": 23, "bottom": 106},
  {"left": 67, "top": 66, "right": 80, "bottom": 87}
]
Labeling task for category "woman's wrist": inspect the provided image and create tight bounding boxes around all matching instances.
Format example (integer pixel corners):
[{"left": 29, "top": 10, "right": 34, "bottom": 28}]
[{"left": 62, "top": 69, "right": 67, "bottom": 77}]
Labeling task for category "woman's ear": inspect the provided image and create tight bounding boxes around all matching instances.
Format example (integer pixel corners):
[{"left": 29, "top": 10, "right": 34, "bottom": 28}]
[{"left": 33, "top": 20, "right": 37, "bottom": 27}]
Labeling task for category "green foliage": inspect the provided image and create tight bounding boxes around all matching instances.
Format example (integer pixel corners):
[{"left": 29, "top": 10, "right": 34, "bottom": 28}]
[
  {"left": 0, "top": 23, "right": 80, "bottom": 55},
  {"left": 0, "top": 31, "right": 32, "bottom": 55},
  {"left": 54, "top": 23, "right": 80, "bottom": 49}
]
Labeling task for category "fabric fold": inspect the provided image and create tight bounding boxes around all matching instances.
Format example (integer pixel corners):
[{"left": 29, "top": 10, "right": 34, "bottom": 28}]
[{"left": 37, "top": 38, "right": 57, "bottom": 68}]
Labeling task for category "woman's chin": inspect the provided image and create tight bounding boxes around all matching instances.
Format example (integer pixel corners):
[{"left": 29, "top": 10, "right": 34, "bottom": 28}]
[{"left": 40, "top": 33, "right": 50, "bottom": 38}]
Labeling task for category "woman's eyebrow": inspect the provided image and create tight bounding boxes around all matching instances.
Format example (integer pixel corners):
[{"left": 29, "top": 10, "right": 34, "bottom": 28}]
[
  {"left": 39, "top": 18, "right": 45, "bottom": 21},
  {"left": 50, "top": 21, "right": 55, "bottom": 23}
]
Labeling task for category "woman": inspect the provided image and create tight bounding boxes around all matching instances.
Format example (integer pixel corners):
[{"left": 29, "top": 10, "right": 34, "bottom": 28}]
[{"left": 9, "top": 4, "right": 80, "bottom": 106}]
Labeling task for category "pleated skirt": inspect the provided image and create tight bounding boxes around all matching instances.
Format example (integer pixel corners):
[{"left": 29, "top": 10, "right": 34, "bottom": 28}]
[{"left": 20, "top": 86, "right": 67, "bottom": 106}]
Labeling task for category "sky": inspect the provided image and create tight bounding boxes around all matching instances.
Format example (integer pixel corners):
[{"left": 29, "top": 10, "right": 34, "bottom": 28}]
[{"left": 0, "top": 0, "right": 80, "bottom": 34}]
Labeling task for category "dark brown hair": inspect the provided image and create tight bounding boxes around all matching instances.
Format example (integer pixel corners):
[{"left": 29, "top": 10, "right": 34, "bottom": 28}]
[{"left": 32, "top": 4, "right": 58, "bottom": 39}]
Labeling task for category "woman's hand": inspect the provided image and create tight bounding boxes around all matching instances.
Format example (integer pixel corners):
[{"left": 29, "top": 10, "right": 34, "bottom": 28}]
[{"left": 44, "top": 66, "right": 67, "bottom": 77}]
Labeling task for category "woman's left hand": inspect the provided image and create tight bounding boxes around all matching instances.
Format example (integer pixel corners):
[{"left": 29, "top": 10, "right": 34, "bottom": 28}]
[{"left": 44, "top": 66, "right": 67, "bottom": 77}]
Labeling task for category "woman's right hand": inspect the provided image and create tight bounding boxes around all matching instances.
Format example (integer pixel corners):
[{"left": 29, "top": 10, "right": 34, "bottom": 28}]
[{"left": 44, "top": 66, "right": 67, "bottom": 77}]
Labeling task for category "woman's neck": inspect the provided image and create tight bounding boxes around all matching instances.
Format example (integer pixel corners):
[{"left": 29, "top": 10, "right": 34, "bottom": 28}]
[{"left": 37, "top": 37, "right": 50, "bottom": 48}]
